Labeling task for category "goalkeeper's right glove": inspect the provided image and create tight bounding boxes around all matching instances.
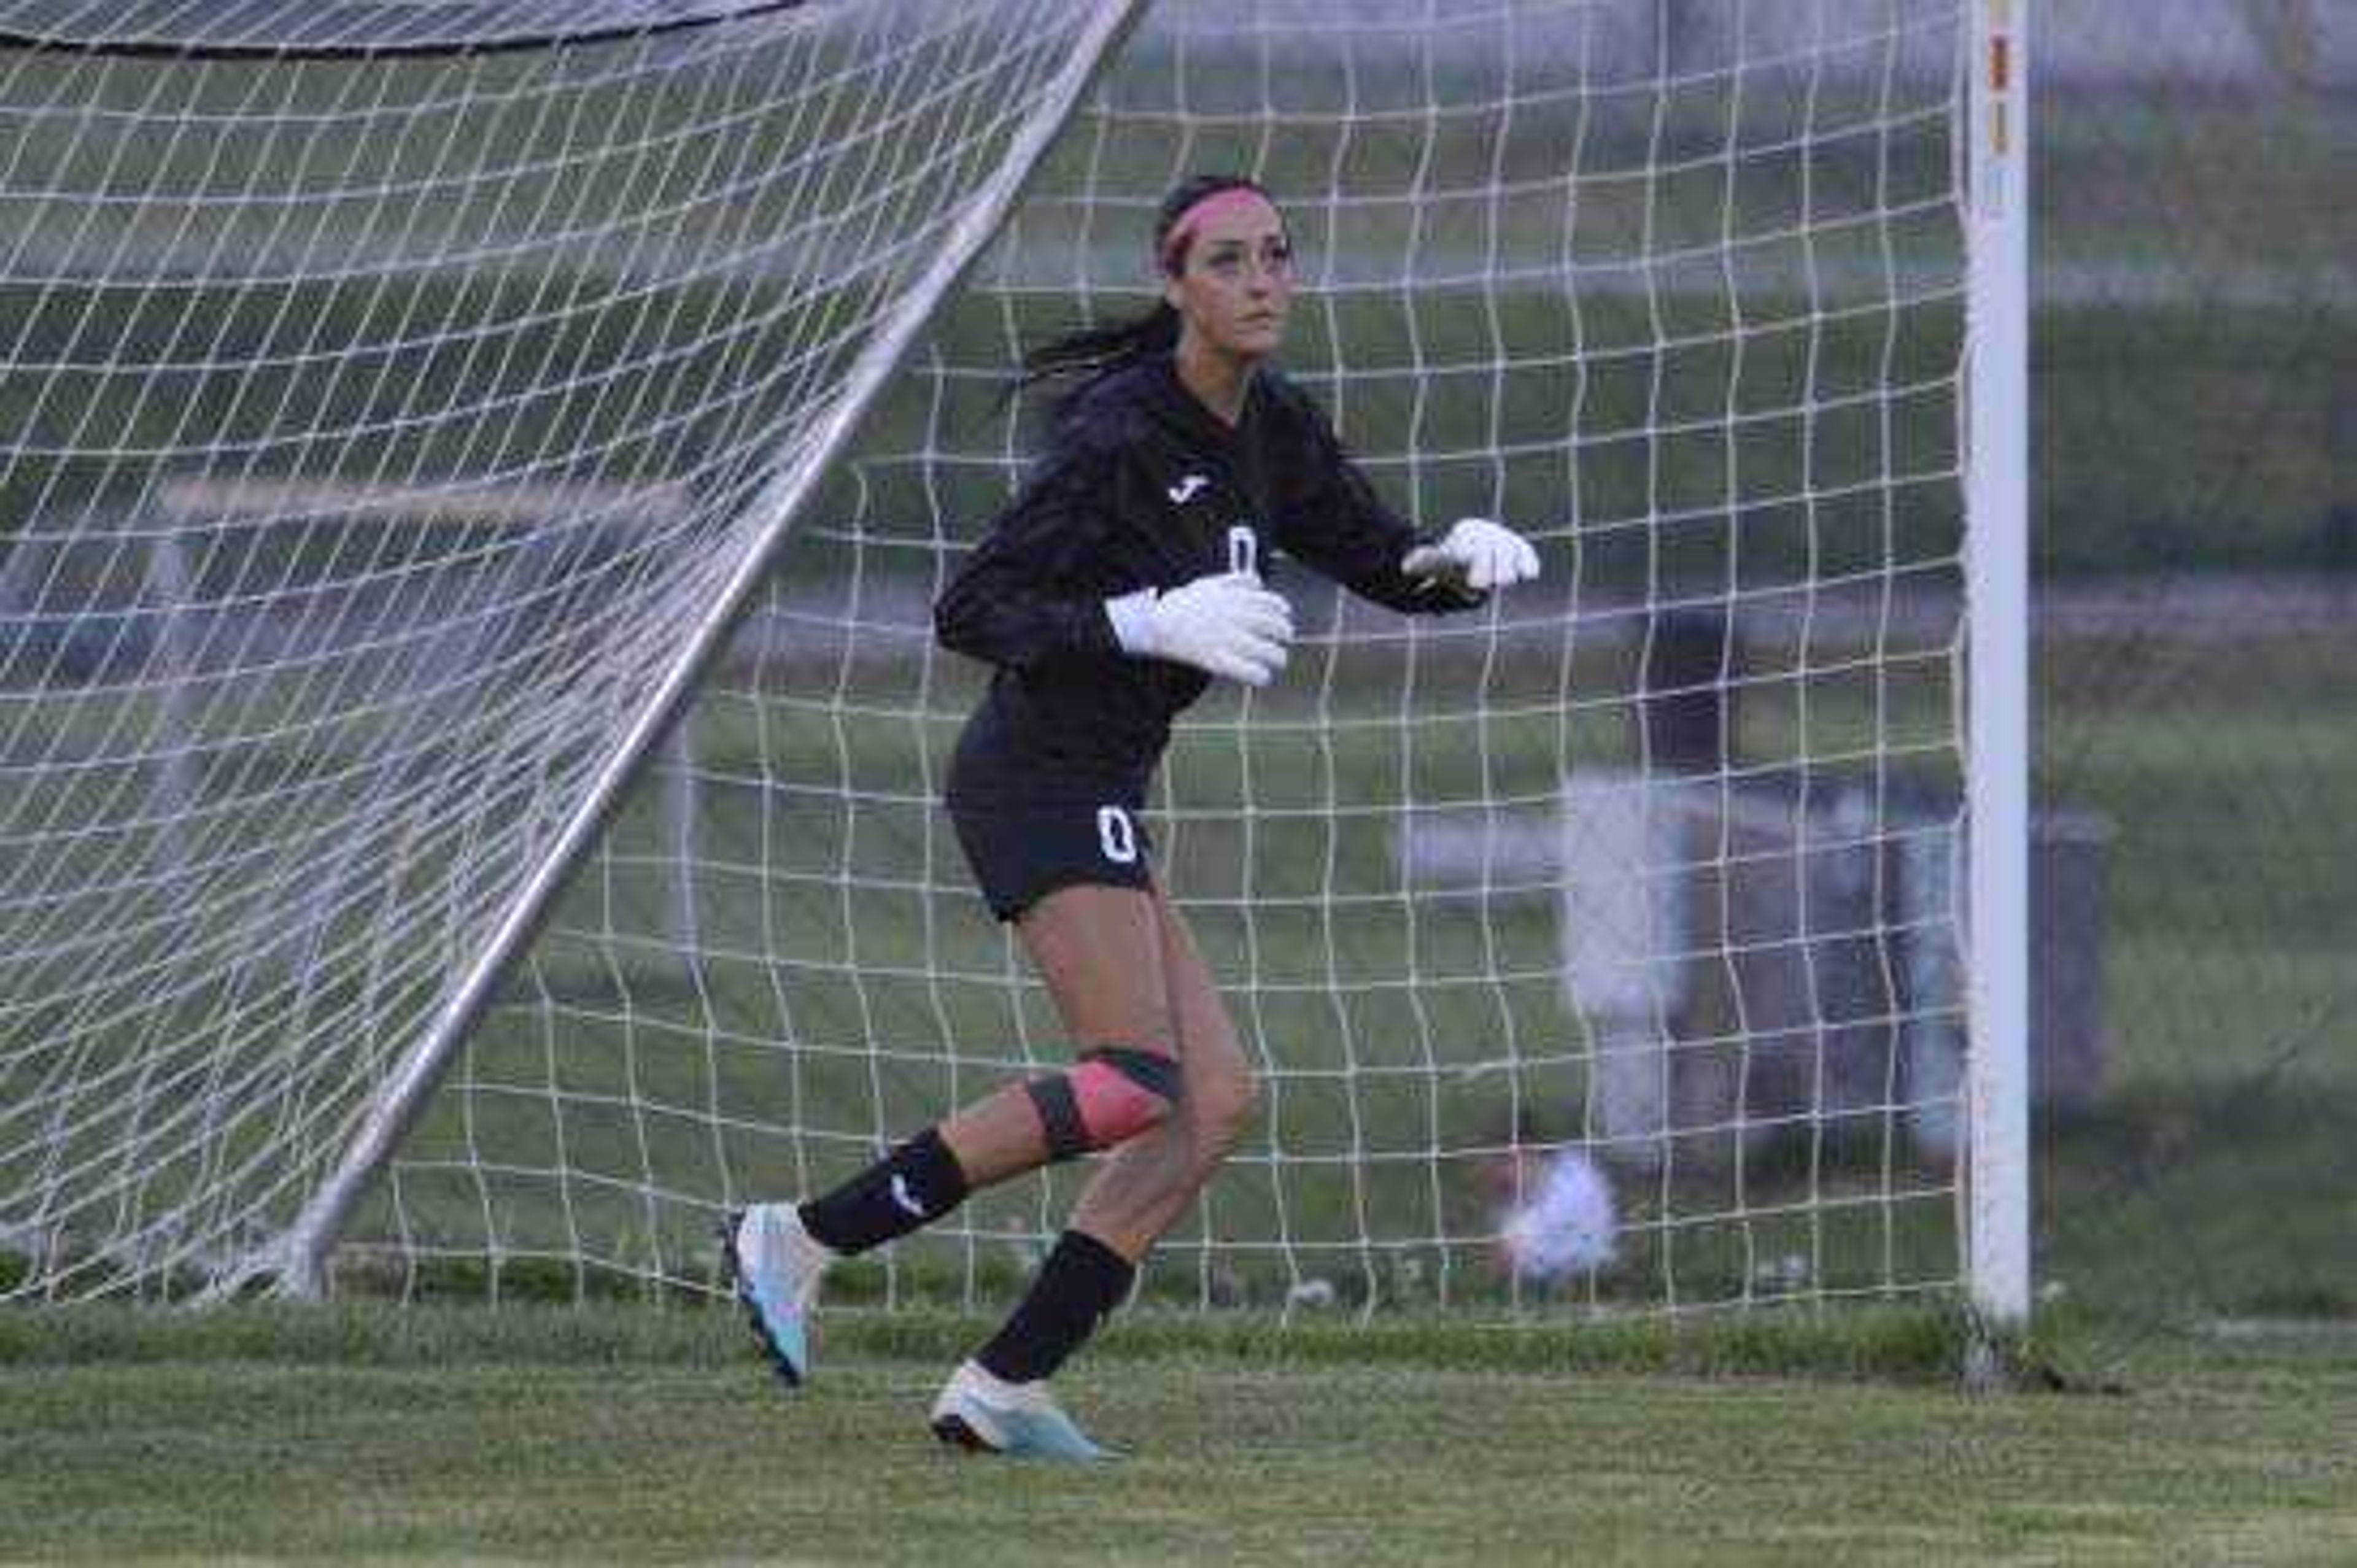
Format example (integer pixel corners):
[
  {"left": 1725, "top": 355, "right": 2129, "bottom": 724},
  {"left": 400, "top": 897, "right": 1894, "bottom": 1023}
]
[
  {"left": 1104, "top": 572, "right": 1294, "bottom": 687},
  {"left": 1399, "top": 517, "right": 1541, "bottom": 593}
]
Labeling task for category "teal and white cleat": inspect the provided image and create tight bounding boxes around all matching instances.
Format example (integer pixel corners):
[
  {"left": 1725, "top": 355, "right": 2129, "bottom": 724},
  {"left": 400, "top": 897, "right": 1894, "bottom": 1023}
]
[
  {"left": 718, "top": 1203, "right": 835, "bottom": 1389},
  {"left": 928, "top": 1360, "right": 1113, "bottom": 1462}
]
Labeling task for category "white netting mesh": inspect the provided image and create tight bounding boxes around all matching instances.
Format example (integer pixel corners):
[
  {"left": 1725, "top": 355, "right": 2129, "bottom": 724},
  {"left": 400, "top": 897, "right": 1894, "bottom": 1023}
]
[
  {"left": 417, "top": 0, "right": 1974, "bottom": 1315},
  {"left": 0, "top": 0, "right": 1137, "bottom": 1300},
  {"left": 3, "top": 0, "right": 1978, "bottom": 1316}
]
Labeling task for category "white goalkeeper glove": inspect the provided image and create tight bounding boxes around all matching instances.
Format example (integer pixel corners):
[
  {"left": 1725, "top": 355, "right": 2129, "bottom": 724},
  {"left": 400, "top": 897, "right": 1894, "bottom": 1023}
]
[
  {"left": 1105, "top": 571, "right": 1295, "bottom": 687},
  {"left": 1400, "top": 517, "right": 1541, "bottom": 593}
]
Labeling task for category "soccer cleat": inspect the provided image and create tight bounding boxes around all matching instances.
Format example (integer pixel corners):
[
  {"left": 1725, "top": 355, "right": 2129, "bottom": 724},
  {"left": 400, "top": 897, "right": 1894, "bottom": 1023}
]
[
  {"left": 927, "top": 1359, "right": 1112, "bottom": 1462},
  {"left": 718, "top": 1203, "right": 835, "bottom": 1389}
]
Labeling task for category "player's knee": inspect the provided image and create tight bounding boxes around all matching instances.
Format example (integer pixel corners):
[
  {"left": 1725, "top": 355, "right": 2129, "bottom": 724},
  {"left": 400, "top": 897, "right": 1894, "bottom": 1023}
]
[{"left": 1026, "top": 1046, "right": 1180, "bottom": 1161}]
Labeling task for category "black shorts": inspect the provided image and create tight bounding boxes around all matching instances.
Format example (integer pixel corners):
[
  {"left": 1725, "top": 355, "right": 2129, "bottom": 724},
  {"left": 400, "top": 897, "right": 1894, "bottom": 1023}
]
[{"left": 948, "top": 798, "right": 1154, "bottom": 922}]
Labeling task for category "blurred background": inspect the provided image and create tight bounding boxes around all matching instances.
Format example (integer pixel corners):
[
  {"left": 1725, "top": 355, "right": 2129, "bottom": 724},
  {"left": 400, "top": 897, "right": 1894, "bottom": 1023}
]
[
  {"left": 521, "top": 0, "right": 2357, "bottom": 1321},
  {"left": 0, "top": 1, "right": 2349, "bottom": 1322},
  {"left": 2024, "top": 0, "right": 2355, "bottom": 1323}
]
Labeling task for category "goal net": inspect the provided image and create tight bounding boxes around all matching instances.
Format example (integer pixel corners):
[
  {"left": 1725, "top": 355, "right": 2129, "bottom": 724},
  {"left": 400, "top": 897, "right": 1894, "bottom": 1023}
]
[
  {"left": 4, "top": 0, "right": 1987, "bottom": 1318},
  {"left": 0, "top": 0, "right": 1148, "bottom": 1299}
]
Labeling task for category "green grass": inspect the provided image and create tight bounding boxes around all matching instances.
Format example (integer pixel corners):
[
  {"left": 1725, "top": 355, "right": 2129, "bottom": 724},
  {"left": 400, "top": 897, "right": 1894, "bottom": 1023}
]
[
  {"left": 18, "top": 622, "right": 2357, "bottom": 1324},
  {"left": 376, "top": 617, "right": 2357, "bottom": 1327},
  {"left": 2020, "top": 630, "right": 2357, "bottom": 1321},
  {"left": 4, "top": 1302, "right": 2355, "bottom": 1566}
]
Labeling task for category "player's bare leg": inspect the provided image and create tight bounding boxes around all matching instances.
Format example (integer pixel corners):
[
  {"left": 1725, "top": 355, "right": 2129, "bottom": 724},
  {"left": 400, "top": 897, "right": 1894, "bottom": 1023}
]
[
  {"left": 729, "top": 884, "right": 1184, "bottom": 1422},
  {"left": 932, "top": 883, "right": 1229, "bottom": 1459},
  {"left": 1064, "top": 883, "right": 1258, "bottom": 1258},
  {"left": 933, "top": 882, "right": 1181, "bottom": 1186}
]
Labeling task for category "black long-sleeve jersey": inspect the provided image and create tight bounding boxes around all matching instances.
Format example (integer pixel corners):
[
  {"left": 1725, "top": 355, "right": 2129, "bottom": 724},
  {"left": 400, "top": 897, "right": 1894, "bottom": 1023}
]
[{"left": 935, "top": 349, "right": 1484, "bottom": 810}]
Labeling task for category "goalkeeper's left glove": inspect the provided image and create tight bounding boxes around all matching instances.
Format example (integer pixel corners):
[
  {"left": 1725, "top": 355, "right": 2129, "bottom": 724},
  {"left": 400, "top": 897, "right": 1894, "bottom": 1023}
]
[{"left": 1400, "top": 517, "right": 1541, "bottom": 593}]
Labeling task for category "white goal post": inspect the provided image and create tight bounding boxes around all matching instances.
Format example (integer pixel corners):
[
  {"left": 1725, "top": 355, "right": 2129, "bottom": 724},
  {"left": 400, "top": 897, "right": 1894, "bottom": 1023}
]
[
  {"left": 1964, "top": 0, "right": 2031, "bottom": 1325},
  {"left": 0, "top": 0, "right": 2029, "bottom": 1323}
]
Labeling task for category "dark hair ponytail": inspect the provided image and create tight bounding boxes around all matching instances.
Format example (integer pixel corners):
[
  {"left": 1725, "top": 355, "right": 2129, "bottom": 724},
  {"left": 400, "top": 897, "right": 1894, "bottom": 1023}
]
[
  {"left": 1015, "top": 301, "right": 1183, "bottom": 406},
  {"left": 1014, "top": 172, "right": 1280, "bottom": 419}
]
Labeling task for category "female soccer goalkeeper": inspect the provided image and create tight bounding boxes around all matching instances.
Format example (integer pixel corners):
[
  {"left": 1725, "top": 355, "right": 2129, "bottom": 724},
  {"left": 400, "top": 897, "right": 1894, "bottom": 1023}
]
[{"left": 723, "top": 174, "right": 1539, "bottom": 1459}]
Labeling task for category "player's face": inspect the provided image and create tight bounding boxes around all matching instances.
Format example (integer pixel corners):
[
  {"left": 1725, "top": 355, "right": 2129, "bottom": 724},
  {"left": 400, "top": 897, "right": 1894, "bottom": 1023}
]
[{"left": 1165, "top": 195, "right": 1294, "bottom": 363}]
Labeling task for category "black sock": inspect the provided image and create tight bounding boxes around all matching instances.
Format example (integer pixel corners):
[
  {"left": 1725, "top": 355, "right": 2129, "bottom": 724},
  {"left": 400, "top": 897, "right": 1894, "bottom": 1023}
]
[
  {"left": 975, "top": 1229, "right": 1136, "bottom": 1384},
  {"left": 797, "top": 1127, "right": 969, "bottom": 1256}
]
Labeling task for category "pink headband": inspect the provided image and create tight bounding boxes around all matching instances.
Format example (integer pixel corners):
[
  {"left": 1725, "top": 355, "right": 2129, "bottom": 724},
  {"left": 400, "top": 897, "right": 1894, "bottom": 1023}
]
[{"left": 1159, "top": 187, "right": 1281, "bottom": 271}]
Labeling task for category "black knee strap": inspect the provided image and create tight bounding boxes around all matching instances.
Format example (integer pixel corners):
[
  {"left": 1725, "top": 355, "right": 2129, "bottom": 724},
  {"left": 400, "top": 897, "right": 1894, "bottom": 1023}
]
[
  {"left": 1026, "top": 1074, "right": 1090, "bottom": 1163},
  {"left": 1079, "top": 1045, "right": 1183, "bottom": 1103}
]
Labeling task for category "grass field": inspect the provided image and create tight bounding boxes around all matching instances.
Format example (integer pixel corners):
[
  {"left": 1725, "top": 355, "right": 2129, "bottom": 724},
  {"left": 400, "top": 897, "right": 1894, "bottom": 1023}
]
[
  {"left": 12, "top": 603, "right": 2354, "bottom": 1322},
  {"left": 6, "top": 1303, "right": 2356, "bottom": 1565},
  {"left": 309, "top": 605, "right": 2349, "bottom": 1327}
]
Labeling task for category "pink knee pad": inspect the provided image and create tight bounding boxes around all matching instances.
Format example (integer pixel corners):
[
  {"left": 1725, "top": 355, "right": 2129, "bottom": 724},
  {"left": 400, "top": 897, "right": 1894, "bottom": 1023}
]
[{"left": 1026, "top": 1046, "right": 1180, "bottom": 1161}]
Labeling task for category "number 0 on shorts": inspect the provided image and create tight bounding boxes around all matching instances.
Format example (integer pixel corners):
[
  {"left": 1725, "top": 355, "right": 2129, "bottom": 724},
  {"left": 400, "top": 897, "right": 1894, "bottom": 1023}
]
[{"left": 1096, "top": 805, "right": 1139, "bottom": 864}]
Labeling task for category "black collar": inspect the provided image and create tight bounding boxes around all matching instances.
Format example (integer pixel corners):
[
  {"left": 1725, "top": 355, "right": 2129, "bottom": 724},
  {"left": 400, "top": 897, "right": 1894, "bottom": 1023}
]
[{"left": 1148, "top": 350, "right": 1265, "bottom": 449}]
